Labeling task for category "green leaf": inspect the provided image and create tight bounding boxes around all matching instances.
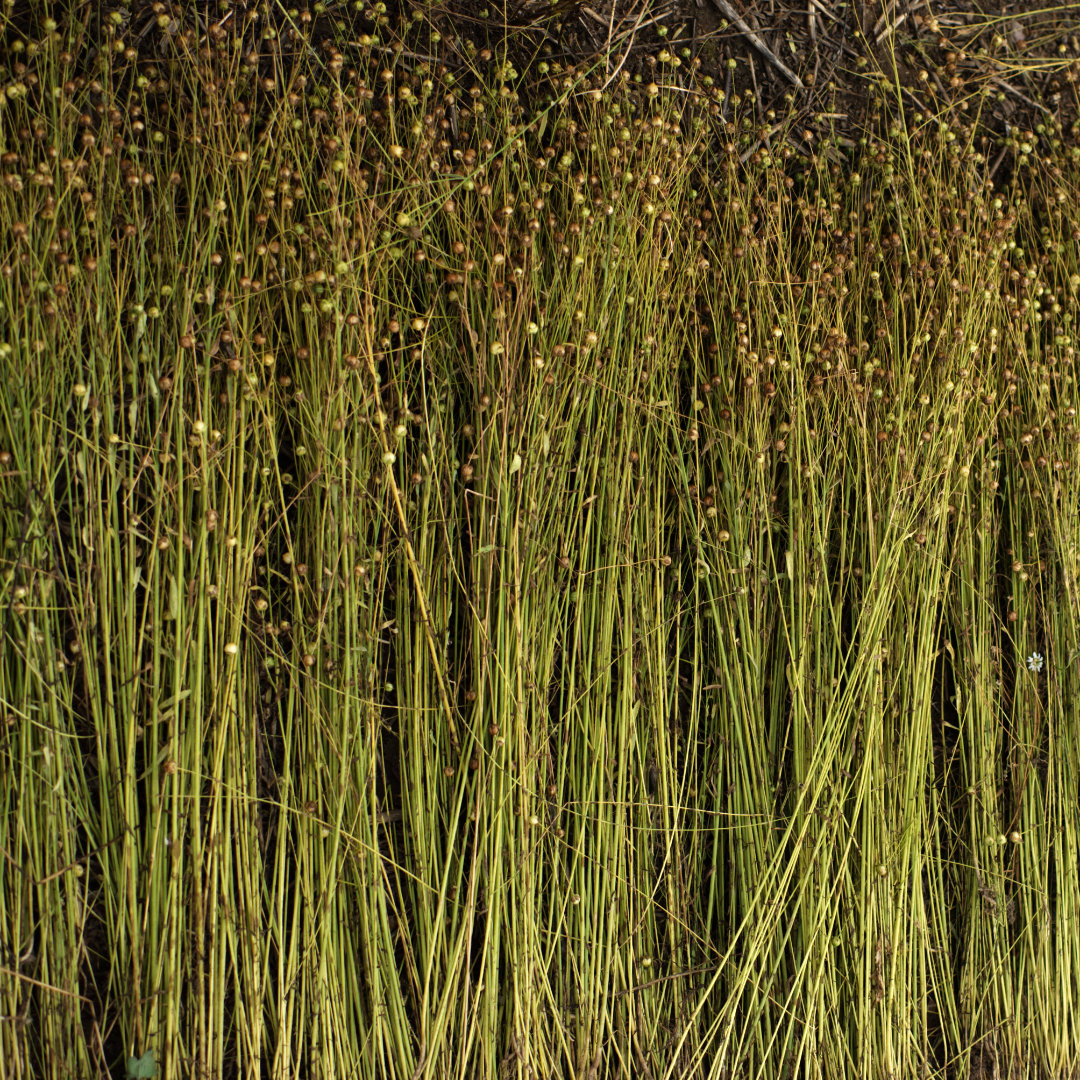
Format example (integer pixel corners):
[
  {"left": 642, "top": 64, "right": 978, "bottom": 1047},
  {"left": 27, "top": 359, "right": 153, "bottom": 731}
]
[{"left": 126, "top": 1051, "right": 158, "bottom": 1079}]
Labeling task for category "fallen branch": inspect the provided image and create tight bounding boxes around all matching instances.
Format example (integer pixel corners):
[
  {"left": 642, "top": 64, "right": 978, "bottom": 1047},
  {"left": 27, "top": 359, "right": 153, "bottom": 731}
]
[{"left": 709, "top": 0, "right": 805, "bottom": 90}]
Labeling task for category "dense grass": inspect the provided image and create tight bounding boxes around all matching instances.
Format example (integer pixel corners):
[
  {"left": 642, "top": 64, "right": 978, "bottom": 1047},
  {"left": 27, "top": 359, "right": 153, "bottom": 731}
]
[{"left": 2, "top": 6, "right": 1080, "bottom": 1079}]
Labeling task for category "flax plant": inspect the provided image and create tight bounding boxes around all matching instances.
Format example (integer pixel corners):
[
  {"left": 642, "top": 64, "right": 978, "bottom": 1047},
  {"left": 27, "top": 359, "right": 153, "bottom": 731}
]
[{"left": 3, "top": 5, "right": 1080, "bottom": 1080}]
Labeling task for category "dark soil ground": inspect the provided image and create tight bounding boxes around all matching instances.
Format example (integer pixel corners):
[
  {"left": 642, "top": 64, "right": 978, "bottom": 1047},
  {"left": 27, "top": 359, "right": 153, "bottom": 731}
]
[
  {"left": 431, "top": 0, "right": 1080, "bottom": 183},
  {"left": 532, "top": 0, "right": 1080, "bottom": 136},
  {"left": 8, "top": 0, "right": 1080, "bottom": 155}
]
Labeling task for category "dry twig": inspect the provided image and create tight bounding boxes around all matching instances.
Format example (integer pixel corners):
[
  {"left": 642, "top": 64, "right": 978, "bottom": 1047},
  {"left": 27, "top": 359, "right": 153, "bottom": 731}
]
[{"left": 709, "top": 0, "right": 805, "bottom": 90}]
